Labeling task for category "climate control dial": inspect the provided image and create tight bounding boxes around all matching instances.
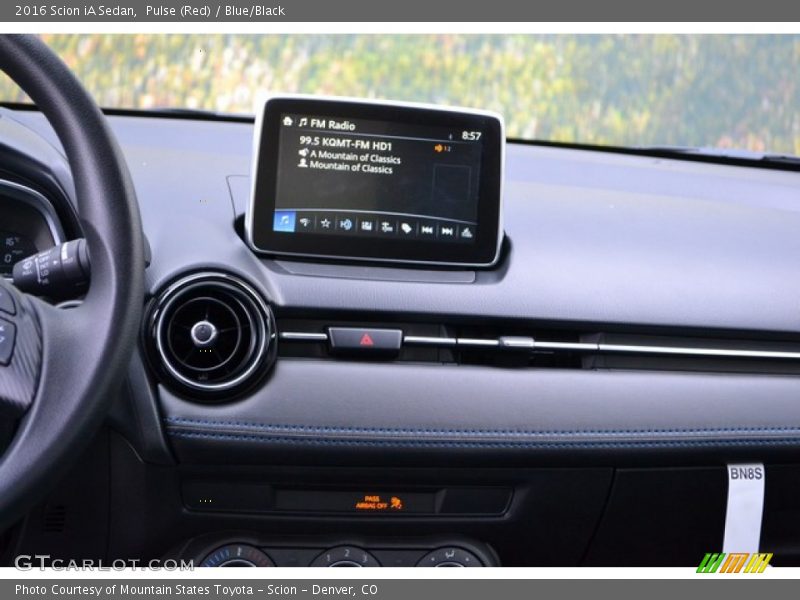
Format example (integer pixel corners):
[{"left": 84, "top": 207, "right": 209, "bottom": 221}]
[
  {"left": 199, "top": 543, "right": 275, "bottom": 567},
  {"left": 310, "top": 546, "right": 380, "bottom": 567},
  {"left": 416, "top": 547, "right": 484, "bottom": 567}
]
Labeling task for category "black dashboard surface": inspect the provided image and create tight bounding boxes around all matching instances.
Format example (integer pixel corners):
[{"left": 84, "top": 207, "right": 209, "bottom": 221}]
[
  {"left": 13, "top": 109, "right": 800, "bottom": 333},
  {"left": 8, "top": 108, "right": 800, "bottom": 461}
]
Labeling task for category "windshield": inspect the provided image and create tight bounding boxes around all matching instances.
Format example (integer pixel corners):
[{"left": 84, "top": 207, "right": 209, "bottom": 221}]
[{"left": 1, "top": 34, "right": 798, "bottom": 157}]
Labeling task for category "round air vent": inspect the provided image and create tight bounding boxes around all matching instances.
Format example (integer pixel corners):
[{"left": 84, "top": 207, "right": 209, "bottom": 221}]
[{"left": 146, "top": 272, "right": 276, "bottom": 399}]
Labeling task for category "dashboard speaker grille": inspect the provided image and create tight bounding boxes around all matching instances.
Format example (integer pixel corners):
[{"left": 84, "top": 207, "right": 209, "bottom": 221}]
[{"left": 146, "top": 272, "right": 275, "bottom": 400}]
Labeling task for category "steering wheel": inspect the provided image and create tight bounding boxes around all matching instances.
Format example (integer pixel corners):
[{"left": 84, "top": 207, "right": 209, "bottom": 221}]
[{"left": 0, "top": 35, "right": 144, "bottom": 530}]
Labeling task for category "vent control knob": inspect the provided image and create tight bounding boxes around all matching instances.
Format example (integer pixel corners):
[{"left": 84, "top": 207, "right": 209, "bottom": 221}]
[{"left": 190, "top": 320, "right": 219, "bottom": 348}]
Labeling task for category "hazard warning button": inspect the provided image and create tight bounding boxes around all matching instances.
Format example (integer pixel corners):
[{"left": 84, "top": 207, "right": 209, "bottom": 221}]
[{"left": 328, "top": 327, "right": 403, "bottom": 356}]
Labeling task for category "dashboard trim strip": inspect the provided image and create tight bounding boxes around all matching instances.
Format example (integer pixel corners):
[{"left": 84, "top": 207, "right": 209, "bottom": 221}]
[
  {"left": 597, "top": 343, "right": 800, "bottom": 360},
  {"left": 535, "top": 341, "right": 598, "bottom": 351},
  {"left": 457, "top": 338, "right": 501, "bottom": 347},
  {"left": 166, "top": 430, "right": 800, "bottom": 450},
  {"left": 404, "top": 335, "right": 458, "bottom": 346},
  {"left": 279, "top": 331, "right": 800, "bottom": 361},
  {"left": 280, "top": 332, "right": 329, "bottom": 342},
  {"left": 165, "top": 416, "right": 800, "bottom": 437}
]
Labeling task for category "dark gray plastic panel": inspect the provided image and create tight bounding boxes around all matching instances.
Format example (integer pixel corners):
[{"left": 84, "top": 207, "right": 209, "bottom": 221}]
[
  {"left": 15, "top": 111, "right": 800, "bottom": 334},
  {"left": 271, "top": 260, "right": 476, "bottom": 284},
  {"left": 10, "top": 109, "right": 800, "bottom": 461}
]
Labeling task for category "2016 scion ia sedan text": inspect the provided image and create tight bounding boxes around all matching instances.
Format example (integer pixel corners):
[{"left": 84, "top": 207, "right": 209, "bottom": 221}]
[{"left": 0, "top": 33, "right": 799, "bottom": 567}]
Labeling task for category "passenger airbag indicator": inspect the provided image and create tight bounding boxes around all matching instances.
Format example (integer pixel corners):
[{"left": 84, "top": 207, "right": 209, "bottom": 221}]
[
  {"left": 355, "top": 494, "right": 405, "bottom": 511},
  {"left": 273, "top": 490, "right": 437, "bottom": 514}
]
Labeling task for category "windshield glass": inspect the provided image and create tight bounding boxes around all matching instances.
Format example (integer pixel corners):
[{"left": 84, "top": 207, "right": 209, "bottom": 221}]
[{"left": 1, "top": 34, "right": 798, "bottom": 156}]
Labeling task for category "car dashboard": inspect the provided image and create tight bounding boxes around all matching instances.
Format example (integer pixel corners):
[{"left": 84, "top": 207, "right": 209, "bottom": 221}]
[{"left": 2, "top": 105, "right": 800, "bottom": 567}]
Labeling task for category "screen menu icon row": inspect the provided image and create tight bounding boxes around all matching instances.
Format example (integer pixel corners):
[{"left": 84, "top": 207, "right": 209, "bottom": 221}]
[{"left": 273, "top": 210, "right": 475, "bottom": 242}]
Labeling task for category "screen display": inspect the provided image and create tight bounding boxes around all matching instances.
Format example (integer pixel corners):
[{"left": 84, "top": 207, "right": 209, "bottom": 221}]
[{"left": 248, "top": 97, "right": 504, "bottom": 266}]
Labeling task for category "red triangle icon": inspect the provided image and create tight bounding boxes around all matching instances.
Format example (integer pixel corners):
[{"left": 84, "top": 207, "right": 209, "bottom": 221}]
[{"left": 359, "top": 333, "right": 375, "bottom": 347}]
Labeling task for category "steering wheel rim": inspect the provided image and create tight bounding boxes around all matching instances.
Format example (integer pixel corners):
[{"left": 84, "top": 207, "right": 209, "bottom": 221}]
[{"left": 0, "top": 34, "right": 144, "bottom": 529}]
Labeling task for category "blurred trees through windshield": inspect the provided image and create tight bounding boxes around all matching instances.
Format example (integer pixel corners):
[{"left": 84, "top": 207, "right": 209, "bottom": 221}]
[{"left": 1, "top": 34, "right": 797, "bottom": 155}]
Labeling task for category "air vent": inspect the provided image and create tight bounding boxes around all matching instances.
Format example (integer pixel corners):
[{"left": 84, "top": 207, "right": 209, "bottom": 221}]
[{"left": 146, "top": 272, "right": 276, "bottom": 399}]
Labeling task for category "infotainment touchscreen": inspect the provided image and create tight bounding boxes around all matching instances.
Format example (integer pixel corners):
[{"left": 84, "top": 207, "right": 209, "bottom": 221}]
[{"left": 247, "top": 96, "right": 504, "bottom": 267}]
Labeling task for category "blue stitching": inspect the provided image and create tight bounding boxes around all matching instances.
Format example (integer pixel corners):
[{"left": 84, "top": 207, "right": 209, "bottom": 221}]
[
  {"left": 167, "top": 430, "right": 800, "bottom": 449},
  {"left": 164, "top": 417, "right": 800, "bottom": 437}
]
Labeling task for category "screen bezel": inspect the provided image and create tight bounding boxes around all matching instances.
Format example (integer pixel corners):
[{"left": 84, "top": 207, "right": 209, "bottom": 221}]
[{"left": 246, "top": 96, "right": 504, "bottom": 267}]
